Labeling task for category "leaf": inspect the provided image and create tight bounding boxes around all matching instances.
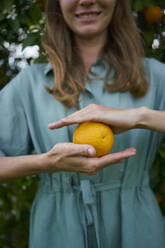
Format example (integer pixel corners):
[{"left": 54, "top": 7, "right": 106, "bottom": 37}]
[
  {"left": 0, "top": 0, "right": 14, "bottom": 12},
  {"left": 145, "top": 28, "right": 156, "bottom": 46},
  {"left": 133, "top": 0, "right": 144, "bottom": 11},
  {"left": 26, "top": 3, "right": 42, "bottom": 26},
  {"left": 22, "top": 32, "right": 40, "bottom": 48},
  {"left": 133, "top": 0, "right": 155, "bottom": 11},
  {"left": 9, "top": 17, "right": 20, "bottom": 33}
]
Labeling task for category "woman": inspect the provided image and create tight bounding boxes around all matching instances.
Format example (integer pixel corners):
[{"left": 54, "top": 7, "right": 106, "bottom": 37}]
[{"left": 0, "top": 0, "right": 165, "bottom": 247}]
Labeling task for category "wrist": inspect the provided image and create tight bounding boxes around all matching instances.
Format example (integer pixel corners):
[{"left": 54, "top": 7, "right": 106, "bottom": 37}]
[
  {"left": 36, "top": 153, "right": 52, "bottom": 173},
  {"left": 29, "top": 153, "right": 50, "bottom": 174},
  {"left": 135, "top": 106, "right": 151, "bottom": 129},
  {"left": 39, "top": 151, "right": 59, "bottom": 173}
]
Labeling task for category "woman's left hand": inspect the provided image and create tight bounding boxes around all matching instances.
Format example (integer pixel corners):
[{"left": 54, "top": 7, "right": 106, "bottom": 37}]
[{"left": 48, "top": 104, "right": 143, "bottom": 134}]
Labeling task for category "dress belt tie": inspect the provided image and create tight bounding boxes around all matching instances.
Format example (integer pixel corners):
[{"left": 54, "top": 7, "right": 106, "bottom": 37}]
[
  {"left": 79, "top": 179, "right": 96, "bottom": 226},
  {"left": 73, "top": 178, "right": 149, "bottom": 248},
  {"left": 73, "top": 179, "right": 121, "bottom": 248}
]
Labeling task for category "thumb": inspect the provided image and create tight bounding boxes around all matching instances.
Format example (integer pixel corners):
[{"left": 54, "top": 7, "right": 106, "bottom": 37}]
[
  {"left": 71, "top": 144, "right": 96, "bottom": 157},
  {"left": 87, "top": 146, "right": 96, "bottom": 157}
]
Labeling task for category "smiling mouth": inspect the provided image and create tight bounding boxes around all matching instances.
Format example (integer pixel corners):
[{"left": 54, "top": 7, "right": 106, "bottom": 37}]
[{"left": 75, "top": 11, "right": 102, "bottom": 18}]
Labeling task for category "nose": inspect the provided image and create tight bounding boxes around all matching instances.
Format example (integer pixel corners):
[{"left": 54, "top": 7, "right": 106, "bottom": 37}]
[{"left": 79, "top": 0, "right": 96, "bottom": 6}]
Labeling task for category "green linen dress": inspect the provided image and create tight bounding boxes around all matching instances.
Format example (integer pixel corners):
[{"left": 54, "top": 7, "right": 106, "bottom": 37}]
[{"left": 0, "top": 57, "right": 165, "bottom": 248}]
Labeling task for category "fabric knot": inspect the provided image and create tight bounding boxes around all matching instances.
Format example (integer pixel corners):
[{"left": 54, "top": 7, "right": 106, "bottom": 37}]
[
  {"left": 80, "top": 180, "right": 96, "bottom": 226},
  {"left": 80, "top": 179, "right": 96, "bottom": 205}
]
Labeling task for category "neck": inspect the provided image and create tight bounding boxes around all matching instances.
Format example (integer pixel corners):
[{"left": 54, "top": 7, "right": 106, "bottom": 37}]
[{"left": 74, "top": 32, "right": 107, "bottom": 75}]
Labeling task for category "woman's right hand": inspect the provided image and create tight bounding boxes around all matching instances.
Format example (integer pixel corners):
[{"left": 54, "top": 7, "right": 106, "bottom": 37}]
[{"left": 44, "top": 142, "right": 136, "bottom": 175}]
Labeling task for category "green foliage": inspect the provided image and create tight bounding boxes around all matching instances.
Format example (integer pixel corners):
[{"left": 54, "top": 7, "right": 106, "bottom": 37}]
[
  {"left": 0, "top": 177, "right": 38, "bottom": 248},
  {"left": 0, "top": 0, "right": 46, "bottom": 89},
  {"left": 0, "top": 0, "right": 165, "bottom": 247}
]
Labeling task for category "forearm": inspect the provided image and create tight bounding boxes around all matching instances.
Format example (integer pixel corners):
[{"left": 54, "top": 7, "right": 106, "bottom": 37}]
[
  {"left": 136, "top": 107, "right": 165, "bottom": 133},
  {"left": 0, "top": 154, "right": 47, "bottom": 183}
]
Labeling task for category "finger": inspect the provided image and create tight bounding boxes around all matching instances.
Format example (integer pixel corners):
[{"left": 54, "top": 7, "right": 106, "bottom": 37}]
[
  {"left": 115, "top": 159, "right": 123, "bottom": 163},
  {"left": 87, "top": 158, "right": 123, "bottom": 175},
  {"left": 48, "top": 117, "right": 82, "bottom": 129},
  {"left": 48, "top": 110, "right": 85, "bottom": 129},
  {"left": 90, "top": 147, "right": 136, "bottom": 169},
  {"left": 102, "top": 147, "right": 136, "bottom": 162},
  {"left": 48, "top": 106, "right": 96, "bottom": 129},
  {"left": 66, "top": 143, "right": 96, "bottom": 157},
  {"left": 48, "top": 118, "right": 70, "bottom": 129}
]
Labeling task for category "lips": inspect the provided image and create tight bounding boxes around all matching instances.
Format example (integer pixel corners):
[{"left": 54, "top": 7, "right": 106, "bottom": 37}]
[{"left": 75, "top": 11, "right": 102, "bottom": 18}]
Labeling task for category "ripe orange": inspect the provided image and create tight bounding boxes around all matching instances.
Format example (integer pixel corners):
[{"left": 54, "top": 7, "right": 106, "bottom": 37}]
[
  {"left": 139, "top": 6, "right": 148, "bottom": 14},
  {"left": 36, "top": 0, "right": 45, "bottom": 11},
  {"left": 144, "top": 6, "right": 163, "bottom": 24},
  {"left": 155, "top": 193, "right": 163, "bottom": 204},
  {"left": 73, "top": 122, "right": 114, "bottom": 157}
]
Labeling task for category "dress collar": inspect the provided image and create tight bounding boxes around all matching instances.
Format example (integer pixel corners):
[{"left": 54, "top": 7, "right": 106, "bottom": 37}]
[
  {"left": 43, "top": 59, "right": 108, "bottom": 96},
  {"left": 44, "top": 62, "right": 53, "bottom": 75},
  {"left": 44, "top": 57, "right": 104, "bottom": 76}
]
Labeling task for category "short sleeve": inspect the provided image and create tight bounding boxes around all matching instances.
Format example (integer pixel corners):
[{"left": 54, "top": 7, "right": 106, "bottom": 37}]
[
  {"left": 0, "top": 74, "right": 33, "bottom": 156},
  {"left": 145, "top": 58, "right": 165, "bottom": 142},
  {"left": 147, "top": 58, "right": 165, "bottom": 111}
]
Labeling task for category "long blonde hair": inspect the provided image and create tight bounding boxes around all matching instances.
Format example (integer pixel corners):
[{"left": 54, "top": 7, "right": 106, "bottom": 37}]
[{"left": 43, "top": 0, "right": 149, "bottom": 108}]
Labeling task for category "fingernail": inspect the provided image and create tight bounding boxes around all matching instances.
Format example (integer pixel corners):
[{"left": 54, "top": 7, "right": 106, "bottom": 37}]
[
  {"left": 130, "top": 148, "right": 136, "bottom": 153},
  {"left": 88, "top": 148, "right": 95, "bottom": 156},
  {"left": 48, "top": 123, "right": 54, "bottom": 128}
]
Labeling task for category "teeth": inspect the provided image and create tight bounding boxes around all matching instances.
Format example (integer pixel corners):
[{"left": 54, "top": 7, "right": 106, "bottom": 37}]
[{"left": 78, "top": 13, "right": 100, "bottom": 18}]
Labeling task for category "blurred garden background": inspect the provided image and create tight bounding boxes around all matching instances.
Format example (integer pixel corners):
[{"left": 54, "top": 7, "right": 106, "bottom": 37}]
[{"left": 0, "top": 0, "right": 165, "bottom": 247}]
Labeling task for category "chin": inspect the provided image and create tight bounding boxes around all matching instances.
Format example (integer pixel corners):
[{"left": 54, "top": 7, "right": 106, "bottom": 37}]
[{"left": 77, "top": 30, "right": 101, "bottom": 39}]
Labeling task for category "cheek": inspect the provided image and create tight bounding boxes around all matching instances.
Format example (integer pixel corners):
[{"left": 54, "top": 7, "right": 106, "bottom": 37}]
[
  {"left": 59, "top": 0, "right": 76, "bottom": 13},
  {"left": 102, "top": 10, "right": 114, "bottom": 25},
  {"left": 104, "top": 0, "right": 116, "bottom": 13},
  {"left": 59, "top": 1, "right": 76, "bottom": 23},
  {"left": 104, "top": 3, "right": 116, "bottom": 21}
]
